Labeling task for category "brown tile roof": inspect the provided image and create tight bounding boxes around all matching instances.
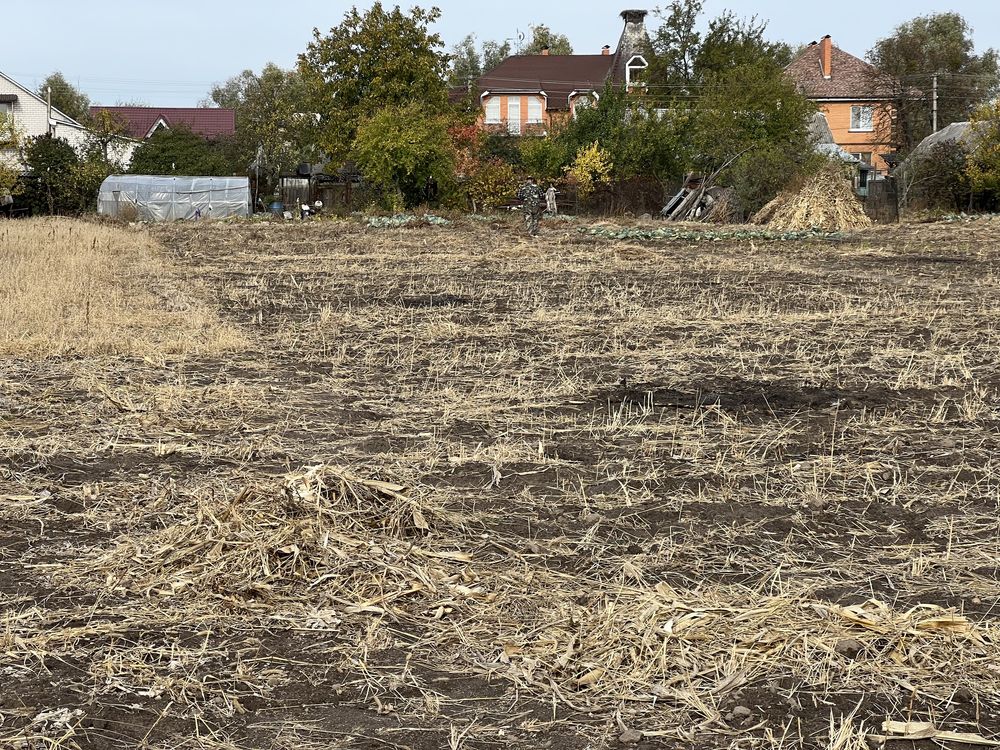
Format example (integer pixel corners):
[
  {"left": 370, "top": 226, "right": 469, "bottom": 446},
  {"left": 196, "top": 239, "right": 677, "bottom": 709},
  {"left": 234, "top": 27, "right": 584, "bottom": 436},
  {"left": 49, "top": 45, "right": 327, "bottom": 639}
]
[
  {"left": 476, "top": 55, "right": 615, "bottom": 110},
  {"left": 785, "top": 42, "right": 896, "bottom": 100},
  {"left": 89, "top": 106, "right": 236, "bottom": 139}
]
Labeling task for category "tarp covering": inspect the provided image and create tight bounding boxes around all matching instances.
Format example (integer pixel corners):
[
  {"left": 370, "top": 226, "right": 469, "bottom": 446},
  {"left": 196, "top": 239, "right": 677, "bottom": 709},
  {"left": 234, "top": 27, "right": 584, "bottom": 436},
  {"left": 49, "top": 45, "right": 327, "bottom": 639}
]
[{"left": 98, "top": 175, "right": 249, "bottom": 221}]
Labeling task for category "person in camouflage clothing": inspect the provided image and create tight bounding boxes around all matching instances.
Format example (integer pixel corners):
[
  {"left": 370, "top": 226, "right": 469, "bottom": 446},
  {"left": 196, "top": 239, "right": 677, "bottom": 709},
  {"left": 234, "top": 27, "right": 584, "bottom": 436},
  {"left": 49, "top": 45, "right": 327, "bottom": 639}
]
[{"left": 516, "top": 177, "right": 545, "bottom": 236}]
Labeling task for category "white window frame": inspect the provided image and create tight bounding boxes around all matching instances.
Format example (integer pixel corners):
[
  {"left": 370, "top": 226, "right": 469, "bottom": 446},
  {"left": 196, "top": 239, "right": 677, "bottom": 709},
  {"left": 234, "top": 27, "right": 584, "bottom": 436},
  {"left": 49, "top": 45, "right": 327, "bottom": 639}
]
[
  {"left": 506, "top": 96, "right": 521, "bottom": 135},
  {"left": 484, "top": 96, "right": 501, "bottom": 125},
  {"left": 625, "top": 55, "right": 648, "bottom": 88},
  {"left": 527, "top": 96, "right": 544, "bottom": 125},
  {"left": 850, "top": 105, "right": 874, "bottom": 132},
  {"left": 0, "top": 103, "right": 14, "bottom": 149},
  {"left": 570, "top": 90, "right": 599, "bottom": 119}
]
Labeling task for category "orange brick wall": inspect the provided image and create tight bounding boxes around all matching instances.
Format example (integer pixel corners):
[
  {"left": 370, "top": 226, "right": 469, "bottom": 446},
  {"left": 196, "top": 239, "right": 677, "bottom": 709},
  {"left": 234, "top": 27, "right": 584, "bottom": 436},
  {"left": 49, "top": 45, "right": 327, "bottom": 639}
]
[
  {"left": 819, "top": 101, "right": 895, "bottom": 170},
  {"left": 480, "top": 94, "right": 560, "bottom": 133}
]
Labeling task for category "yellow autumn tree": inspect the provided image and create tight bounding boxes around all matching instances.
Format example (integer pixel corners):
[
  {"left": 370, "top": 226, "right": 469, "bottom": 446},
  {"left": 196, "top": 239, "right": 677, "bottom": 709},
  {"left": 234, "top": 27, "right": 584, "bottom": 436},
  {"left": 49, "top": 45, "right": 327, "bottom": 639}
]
[{"left": 564, "top": 141, "right": 612, "bottom": 199}]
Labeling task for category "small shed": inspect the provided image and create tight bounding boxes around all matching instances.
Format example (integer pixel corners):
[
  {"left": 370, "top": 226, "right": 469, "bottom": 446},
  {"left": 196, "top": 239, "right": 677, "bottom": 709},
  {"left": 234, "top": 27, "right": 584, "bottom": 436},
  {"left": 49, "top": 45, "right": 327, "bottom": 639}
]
[{"left": 98, "top": 175, "right": 250, "bottom": 221}]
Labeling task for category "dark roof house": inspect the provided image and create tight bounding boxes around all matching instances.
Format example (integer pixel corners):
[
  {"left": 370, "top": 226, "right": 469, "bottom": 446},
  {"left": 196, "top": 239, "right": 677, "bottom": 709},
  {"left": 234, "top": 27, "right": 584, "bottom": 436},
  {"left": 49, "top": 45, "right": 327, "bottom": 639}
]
[
  {"left": 89, "top": 106, "right": 236, "bottom": 140},
  {"left": 477, "top": 54, "right": 618, "bottom": 113},
  {"left": 472, "top": 9, "right": 651, "bottom": 121}
]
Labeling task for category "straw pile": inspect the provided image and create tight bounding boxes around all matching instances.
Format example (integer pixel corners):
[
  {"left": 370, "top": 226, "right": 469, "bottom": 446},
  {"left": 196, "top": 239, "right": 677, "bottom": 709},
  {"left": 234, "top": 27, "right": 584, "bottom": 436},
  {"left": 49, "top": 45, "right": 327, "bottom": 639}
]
[
  {"left": 90, "top": 466, "right": 477, "bottom": 619},
  {"left": 753, "top": 163, "right": 872, "bottom": 231}
]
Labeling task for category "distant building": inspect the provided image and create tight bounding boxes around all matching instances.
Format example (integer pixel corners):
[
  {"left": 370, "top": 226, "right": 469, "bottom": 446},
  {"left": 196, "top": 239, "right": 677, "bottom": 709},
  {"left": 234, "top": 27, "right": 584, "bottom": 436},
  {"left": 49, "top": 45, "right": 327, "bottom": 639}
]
[
  {"left": 784, "top": 36, "right": 898, "bottom": 171},
  {"left": 470, "top": 9, "right": 651, "bottom": 134},
  {"left": 88, "top": 106, "right": 236, "bottom": 140}
]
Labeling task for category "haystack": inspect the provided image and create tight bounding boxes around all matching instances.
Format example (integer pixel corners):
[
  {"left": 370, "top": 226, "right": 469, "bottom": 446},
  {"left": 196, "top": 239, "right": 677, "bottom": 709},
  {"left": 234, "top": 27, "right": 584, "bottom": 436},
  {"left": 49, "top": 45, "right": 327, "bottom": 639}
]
[{"left": 752, "top": 162, "right": 872, "bottom": 231}]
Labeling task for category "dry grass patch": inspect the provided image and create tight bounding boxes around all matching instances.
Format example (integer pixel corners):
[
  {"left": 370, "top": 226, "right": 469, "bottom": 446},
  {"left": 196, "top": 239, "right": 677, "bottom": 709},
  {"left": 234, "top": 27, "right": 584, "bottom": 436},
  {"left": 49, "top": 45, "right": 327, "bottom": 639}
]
[{"left": 0, "top": 218, "right": 243, "bottom": 357}]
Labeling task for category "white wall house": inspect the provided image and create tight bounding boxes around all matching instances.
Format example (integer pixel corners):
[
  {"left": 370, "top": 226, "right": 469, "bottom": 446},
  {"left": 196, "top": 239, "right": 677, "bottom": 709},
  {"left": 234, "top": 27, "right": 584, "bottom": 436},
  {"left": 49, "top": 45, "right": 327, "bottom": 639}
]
[
  {"left": 1, "top": 70, "right": 136, "bottom": 170},
  {"left": 1, "top": 70, "right": 89, "bottom": 164}
]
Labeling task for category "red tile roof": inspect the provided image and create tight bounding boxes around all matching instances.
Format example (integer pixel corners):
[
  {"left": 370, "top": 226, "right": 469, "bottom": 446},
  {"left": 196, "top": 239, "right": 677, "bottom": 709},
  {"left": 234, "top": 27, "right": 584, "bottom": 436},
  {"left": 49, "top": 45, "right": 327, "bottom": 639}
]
[
  {"left": 476, "top": 55, "right": 615, "bottom": 111},
  {"left": 785, "top": 42, "right": 896, "bottom": 100},
  {"left": 89, "top": 106, "right": 236, "bottom": 139}
]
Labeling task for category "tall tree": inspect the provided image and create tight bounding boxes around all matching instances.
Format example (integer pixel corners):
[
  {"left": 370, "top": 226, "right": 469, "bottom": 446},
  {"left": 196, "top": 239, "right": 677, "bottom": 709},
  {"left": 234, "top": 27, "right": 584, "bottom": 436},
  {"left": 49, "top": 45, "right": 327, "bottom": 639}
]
[
  {"left": 646, "top": 0, "right": 703, "bottom": 87},
  {"left": 646, "top": 0, "right": 790, "bottom": 94},
  {"left": 351, "top": 102, "right": 455, "bottom": 208},
  {"left": 868, "top": 13, "right": 999, "bottom": 151},
  {"left": 689, "top": 62, "right": 816, "bottom": 213},
  {"left": 449, "top": 34, "right": 482, "bottom": 87},
  {"left": 695, "top": 12, "right": 792, "bottom": 76},
  {"left": 37, "top": 72, "right": 90, "bottom": 122},
  {"left": 298, "top": 3, "right": 450, "bottom": 161},
  {"left": 522, "top": 25, "right": 573, "bottom": 55},
  {"left": 205, "top": 63, "right": 320, "bottom": 185},
  {"left": 482, "top": 39, "right": 512, "bottom": 71}
]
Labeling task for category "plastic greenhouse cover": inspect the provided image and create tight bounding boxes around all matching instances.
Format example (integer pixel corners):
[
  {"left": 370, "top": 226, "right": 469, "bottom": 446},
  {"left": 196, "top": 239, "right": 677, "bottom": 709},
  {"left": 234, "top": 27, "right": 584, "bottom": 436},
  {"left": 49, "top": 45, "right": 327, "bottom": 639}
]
[{"left": 98, "top": 175, "right": 250, "bottom": 221}]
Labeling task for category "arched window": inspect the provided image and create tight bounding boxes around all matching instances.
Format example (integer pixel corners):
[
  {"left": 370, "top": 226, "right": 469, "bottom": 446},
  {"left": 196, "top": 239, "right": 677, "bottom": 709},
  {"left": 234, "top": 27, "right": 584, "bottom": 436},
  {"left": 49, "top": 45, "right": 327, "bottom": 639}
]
[{"left": 625, "top": 55, "right": 648, "bottom": 88}]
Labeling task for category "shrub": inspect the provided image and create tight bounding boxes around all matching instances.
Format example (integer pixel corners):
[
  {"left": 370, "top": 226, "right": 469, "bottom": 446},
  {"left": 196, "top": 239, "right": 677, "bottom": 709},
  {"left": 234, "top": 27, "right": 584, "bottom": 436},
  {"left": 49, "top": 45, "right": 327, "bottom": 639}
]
[
  {"left": 564, "top": 142, "right": 613, "bottom": 200},
  {"left": 465, "top": 158, "right": 518, "bottom": 211}
]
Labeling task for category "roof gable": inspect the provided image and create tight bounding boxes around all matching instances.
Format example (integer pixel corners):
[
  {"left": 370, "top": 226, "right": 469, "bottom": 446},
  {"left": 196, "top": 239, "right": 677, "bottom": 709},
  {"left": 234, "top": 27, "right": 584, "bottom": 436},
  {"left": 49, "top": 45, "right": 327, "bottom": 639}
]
[
  {"left": 784, "top": 43, "right": 895, "bottom": 100},
  {"left": 0, "top": 70, "right": 88, "bottom": 129}
]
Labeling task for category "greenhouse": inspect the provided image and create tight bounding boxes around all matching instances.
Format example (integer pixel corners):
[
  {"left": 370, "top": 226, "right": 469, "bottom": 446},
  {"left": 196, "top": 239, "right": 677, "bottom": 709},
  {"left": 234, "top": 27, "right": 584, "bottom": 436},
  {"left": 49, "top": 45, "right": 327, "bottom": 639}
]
[{"left": 97, "top": 175, "right": 250, "bottom": 221}]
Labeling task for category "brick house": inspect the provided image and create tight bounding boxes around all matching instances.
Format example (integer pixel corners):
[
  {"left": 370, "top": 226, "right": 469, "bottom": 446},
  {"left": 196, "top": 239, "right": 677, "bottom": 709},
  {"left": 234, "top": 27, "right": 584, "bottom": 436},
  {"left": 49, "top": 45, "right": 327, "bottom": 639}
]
[
  {"left": 784, "top": 36, "right": 897, "bottom": 170},
  {"left": 88, "top": 106, "right": 236, "bottom": 141},
  {"left": 472, "top": 9, "right": 650, "bottom": 133}
]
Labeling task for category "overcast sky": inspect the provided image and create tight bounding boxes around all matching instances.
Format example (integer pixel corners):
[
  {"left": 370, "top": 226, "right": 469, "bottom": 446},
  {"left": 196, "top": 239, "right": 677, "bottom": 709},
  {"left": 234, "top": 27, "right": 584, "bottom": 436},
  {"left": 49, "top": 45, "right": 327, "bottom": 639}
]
[{"left": 4, "top": 1, "right": 999, "bottom": 107}]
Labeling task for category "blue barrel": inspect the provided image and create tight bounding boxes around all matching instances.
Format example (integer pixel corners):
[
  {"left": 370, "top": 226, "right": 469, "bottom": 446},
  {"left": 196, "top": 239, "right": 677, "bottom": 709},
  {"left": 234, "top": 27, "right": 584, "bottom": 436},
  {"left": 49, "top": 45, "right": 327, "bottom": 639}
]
[{"left": 269, "top": 201, "right": 284, "bottom": 216}]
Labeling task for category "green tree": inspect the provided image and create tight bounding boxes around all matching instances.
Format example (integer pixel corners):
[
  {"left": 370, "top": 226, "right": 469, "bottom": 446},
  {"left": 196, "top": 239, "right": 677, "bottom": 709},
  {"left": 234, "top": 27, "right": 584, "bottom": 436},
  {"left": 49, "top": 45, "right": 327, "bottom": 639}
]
[
  {"left": 129, "top": 126, "right": 231, "bottom": 176},
  {"left": 205, "top": 63, "right": 320, "bottom": 188},
  {"left": 868, "top": 13, "right": 999, "bottom": 151},
  {"left": 37, "top": 72, "right": 90, "bottom": 122},
  {"left": 298, "top": 3, "right": 450, "bottom": 162},
  {"left": 689, "top": 62, "right": 817, "bottom": 214},
  {"left": 695, "top": 12, "right": 792, "bottom": 77},
  {"left": 351, "top": 102, "right": 455, "bottom": 208},
  {"left": 966, "top": 101, "right": 1000, "bottom": 195},
  {"left": 83, "top": 109, "right": 130, "bottom": 166},
  {"left": 20, "top": 136, "right": 81, "bottom": 214},
  {"left": 646, "top": 0, "right": 790, "bottom": 91},
  {"left": 555, "top": 89, "right": 691, "bottom": 184},
  {"left": 449, "top": 34, "right": 483, "bottom": 87},
  {"left": 646, "top": 0, "right": 703, "bottom": 87},
  {"left": 482, "top": 39, "right": 512, "bottom": 71},
  {"left": 522, "top": 25, "right": 573, "bottom": 55}
]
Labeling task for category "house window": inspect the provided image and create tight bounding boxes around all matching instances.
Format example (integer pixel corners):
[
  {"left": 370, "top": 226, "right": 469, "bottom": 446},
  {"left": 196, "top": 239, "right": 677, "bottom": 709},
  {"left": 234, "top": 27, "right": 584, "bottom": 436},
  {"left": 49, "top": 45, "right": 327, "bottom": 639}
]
[
  {"left": 850, "top": 105, "right": 874, "bottom": 132},
  {"left": 573, "top": 95, "right": 592, "bottom": 118},
  {"left": 854, "top": 151, "right": 873, "bottom": 165},
  {"left": 507, "top": 97, "right": 521, "bottom": 135},
  {"left": 527, "top": 96, "right": 544, "bottom": 125},
  {"left": 625, "top": 55, "right": 648, "bottom": 88},
  {"left": 484, "top": 97, "right": 501, "bottom": 125},
  {"left": 0, "top": 103, "right": 14, "bottom": 149}
]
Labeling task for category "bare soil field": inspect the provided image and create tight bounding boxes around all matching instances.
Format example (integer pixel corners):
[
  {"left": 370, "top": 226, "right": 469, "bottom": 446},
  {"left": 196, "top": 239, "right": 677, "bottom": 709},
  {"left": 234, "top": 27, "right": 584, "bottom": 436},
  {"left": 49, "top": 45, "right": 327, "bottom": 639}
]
[{"left": 2, "top": 215, "right": 999, "bottom": 749}]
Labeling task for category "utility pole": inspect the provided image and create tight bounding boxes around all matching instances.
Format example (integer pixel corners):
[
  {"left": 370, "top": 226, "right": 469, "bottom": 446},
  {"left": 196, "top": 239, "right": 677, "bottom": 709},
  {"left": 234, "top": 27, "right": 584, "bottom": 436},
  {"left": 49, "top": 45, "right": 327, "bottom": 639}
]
[
  {"left": 931, "top": 74, "right": 938, "bottom": 133},
  {"left": 46, "top": 85, "right": 53, "bottom": 137}
]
